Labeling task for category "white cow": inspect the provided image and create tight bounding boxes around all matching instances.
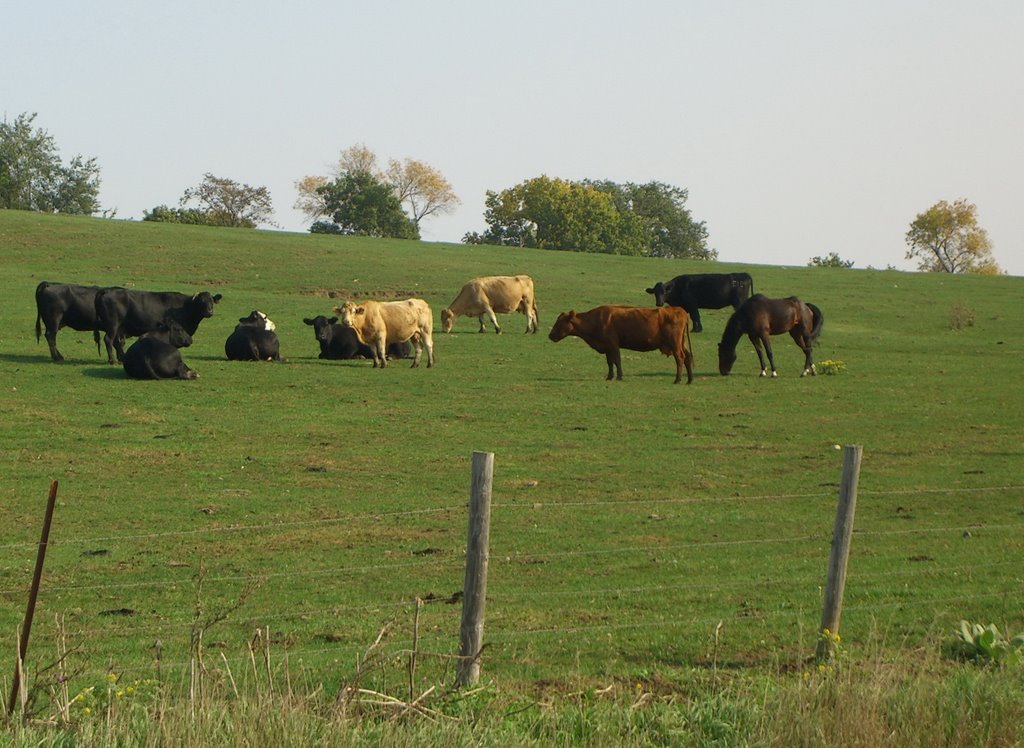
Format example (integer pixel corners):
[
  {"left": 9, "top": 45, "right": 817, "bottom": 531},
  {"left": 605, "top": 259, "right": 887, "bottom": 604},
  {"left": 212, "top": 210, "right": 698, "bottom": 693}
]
[
  {"left": 441, "top": 275, "right": 539, "bottom": 334},
  {"left": 335, "top": 298, "right": 434, "bottom": 368}
]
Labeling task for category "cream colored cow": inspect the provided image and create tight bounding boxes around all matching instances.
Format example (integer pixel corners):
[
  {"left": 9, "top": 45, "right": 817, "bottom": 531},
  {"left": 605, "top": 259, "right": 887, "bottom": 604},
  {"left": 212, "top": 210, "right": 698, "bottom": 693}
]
[
  {"left": 441, "top": 275, "right": 539, "bottom": 334},
  {"left": 334, "top": 298, "right": 435, "bottom": 368}
]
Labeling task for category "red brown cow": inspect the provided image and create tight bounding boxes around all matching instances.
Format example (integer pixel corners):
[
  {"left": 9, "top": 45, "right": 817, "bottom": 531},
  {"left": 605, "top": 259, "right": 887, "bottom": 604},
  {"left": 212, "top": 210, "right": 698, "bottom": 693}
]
[{"left": 548, "top": 305, "right": 694, "bottom": 384}]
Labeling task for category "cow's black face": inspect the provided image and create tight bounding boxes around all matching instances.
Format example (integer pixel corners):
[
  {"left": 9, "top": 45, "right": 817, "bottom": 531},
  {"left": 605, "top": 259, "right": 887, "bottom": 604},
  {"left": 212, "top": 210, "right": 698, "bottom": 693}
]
[
  {"left": 646, "top": 282, "right": 667, "bottom": 307},
  {"left": 157, "top": 318, "right": 193, "bottom": 348},
  {"left": 303, "top": 315, "right": 337, "bottom": 342},
  {"left": 193, "top": 292, "right": 222, "bottom": 318}
]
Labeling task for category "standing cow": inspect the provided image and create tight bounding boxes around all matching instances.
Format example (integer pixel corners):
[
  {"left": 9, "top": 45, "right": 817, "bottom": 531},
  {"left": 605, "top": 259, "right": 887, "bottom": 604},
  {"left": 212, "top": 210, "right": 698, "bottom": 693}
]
[
  {"left": 548, "top": 305, "right": 694, "bottom": 384},
  {"left": 94, "top": 288, "right": 222, "bottom": 364},
  {"left": 35, "top": 281, "right": 117, "bottom": 362},
  {"left": 225, "top": 311, "right": 282, "bottom": 361},
  {"left": 441, "top": 275, "right": 539, "bottom": 334},
  {"left": 645, "top": 272, "right": 753, "bottom": 333},
  {"left": 122, "top": 318, "right": 197, "bottom": 380},
  {"left": 334, "top": 298, "right": 435, "bottom": 368}
]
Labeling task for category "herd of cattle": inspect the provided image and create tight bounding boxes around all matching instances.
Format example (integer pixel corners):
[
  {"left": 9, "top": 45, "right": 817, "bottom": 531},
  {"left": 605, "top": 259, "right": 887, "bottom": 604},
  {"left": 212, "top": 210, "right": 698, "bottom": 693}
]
[{"left": 34, "top": 270, "right": 821, "bottom": 382}]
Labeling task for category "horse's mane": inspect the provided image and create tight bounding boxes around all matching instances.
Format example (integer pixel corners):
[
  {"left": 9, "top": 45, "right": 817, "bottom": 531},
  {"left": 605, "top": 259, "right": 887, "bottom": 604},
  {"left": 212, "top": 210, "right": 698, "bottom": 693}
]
[{"left": 719, "top": 311, "right": 743, "bottom": 351}]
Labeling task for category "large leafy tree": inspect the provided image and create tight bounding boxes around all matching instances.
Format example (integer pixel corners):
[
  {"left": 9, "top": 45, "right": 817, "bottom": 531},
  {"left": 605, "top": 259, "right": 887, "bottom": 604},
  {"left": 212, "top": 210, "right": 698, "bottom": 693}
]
[
  {"left": 296, "top": 144, "right": 457, "bottom": 234},
  {"left": 0, "top": 112, "right": 101, "bottom": 214},
  {"left": 178, "top": 173, "right": 276, "bottom": 228},
  {"left": 385, "top": 158, "right": 461, "bottom": 230},
  {"left": 315, "top": 171, "right": 419, "bottom": 239},
  {"left": 905, "top": 199, "right": 1001, "bottom": 274},
  {"left": 465, "top": 176, "right": 712, "bottom": 259}
]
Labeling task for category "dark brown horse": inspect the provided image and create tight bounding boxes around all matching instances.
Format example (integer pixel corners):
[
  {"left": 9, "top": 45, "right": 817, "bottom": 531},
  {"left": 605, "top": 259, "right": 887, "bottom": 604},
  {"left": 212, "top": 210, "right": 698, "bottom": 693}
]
[{"left": 718, "top": 294, "right": 823, "bottom": 377}]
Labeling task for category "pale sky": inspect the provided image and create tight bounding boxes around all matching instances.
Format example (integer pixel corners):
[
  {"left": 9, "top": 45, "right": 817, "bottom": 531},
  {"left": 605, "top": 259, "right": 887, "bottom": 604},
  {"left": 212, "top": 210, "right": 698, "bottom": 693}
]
[{"left": 4, "top": 1, "right": 1022, "bottom": 274}]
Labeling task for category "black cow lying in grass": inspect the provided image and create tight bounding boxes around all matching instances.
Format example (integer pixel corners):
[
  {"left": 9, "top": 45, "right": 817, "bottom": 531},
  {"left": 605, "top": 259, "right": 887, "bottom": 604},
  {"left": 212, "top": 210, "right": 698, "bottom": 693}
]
[
  {"left": 123, "top": 318, "right": 197, "bottom": 380},
  {"left": 645, "top": 272, "right": 754, "bottom": 333},
  {"left": 303, "top": 315, "right": 412, "bottom": 360},
  {"left": 225, "top": 311, "right": 282, "bottom": 361}
]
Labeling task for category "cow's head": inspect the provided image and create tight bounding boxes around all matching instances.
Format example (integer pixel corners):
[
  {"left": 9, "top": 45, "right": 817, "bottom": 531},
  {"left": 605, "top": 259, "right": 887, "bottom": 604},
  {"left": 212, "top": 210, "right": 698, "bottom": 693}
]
[
  {"left": 335, "top": 302, "right": 363, "bottom": 328},
  {"left": 440, "top": 308, "right": 456, "bottom": 333},
  {"left": 153, "top": 317, "right": 193, "bottom": 349},
  {"left": 192, "top": 292, "right": 223, "bottom": 318},
  {"left": 645, "top": 282, "right": 668, "bottom": 307},
  {"left": 303, "top": 315, "right": 338, "bottom": 343},
  {"left": 239, "top": 310, "right": 275, "bottom": 331},
  {"left": 718, "top": 342, "right": 737, "bottom": 376},
  {"left": 548, "top": 311, "right": 578, "bottom": 342}
]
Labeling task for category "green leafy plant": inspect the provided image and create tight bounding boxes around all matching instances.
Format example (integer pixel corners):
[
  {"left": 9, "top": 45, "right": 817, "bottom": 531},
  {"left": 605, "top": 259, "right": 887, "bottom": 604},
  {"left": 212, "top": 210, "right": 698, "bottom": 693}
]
[{"left": 950, "top": 621, "right": 1024, "bottom": 666}]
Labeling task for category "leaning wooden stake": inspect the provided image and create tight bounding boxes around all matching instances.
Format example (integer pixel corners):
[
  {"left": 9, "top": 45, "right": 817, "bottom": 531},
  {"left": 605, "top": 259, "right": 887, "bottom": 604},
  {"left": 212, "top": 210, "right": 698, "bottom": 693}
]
[
  {"left": 7, "top": 479, "right": 59, "bottom": 718},
  {"left": 817, "top": 445, "right": 862, "bottom": 660},
  {"left": 456, "top": 451, "right": 493, "bottom": 687}
]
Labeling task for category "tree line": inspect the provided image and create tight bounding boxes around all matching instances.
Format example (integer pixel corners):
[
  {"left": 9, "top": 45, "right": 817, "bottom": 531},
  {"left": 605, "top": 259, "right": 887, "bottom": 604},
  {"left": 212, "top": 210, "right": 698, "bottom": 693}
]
[{"left": 0, "top": 112, "right": 1004, "bottom": 273}]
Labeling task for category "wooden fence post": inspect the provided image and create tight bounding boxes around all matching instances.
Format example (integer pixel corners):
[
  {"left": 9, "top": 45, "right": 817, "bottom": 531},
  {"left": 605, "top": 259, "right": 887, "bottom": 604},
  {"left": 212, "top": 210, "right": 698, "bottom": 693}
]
[
  {"left": 7, "top": 479, "right": 59, "bottom": 718},
  {"left": 817, "top": 445, "right": 862, "bottom": 660},
  {"left": 456, "top": 451, "right": 493, "bottom": 687}
]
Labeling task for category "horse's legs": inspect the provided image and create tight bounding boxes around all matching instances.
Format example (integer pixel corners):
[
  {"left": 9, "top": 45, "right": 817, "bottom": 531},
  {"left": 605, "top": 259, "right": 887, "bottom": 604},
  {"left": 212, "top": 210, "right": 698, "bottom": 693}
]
[
  {"left": 763, "top": 335, "right": 778, "bottom": 377},
  {"left": 748, "top": 334, "right": 771, "bottom": 376},
  {"left": 791, "top": 330, "right": 816, "bottom": 376}
]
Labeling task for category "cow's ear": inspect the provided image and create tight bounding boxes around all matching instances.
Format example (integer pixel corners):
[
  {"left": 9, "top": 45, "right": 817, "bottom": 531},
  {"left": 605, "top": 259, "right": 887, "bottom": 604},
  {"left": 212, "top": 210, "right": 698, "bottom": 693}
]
[
  {"left": 355, "top": 306, "right": 365, "bottom": 314},
  {"left": 329, "top": 317, "right": 338, "bottom": 324},
  {"left": 645, "top": 287, "right": 655, "bottom": 295},
  {"left": 303, "top": 318, "right": 313, "bottom": 325},
  {"left": 213, "top": 294, "right": 223, "bottom": 303}
]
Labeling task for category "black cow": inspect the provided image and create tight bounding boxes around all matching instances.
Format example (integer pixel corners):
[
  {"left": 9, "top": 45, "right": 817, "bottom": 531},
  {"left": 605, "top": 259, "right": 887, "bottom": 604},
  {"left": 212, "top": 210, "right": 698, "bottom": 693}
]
[
  {"left": 95, "top": 288, "right": 222, "bottom": 364},
  {"left": 225, "top": 311, "right": 282, "bottom": 361},
  {"left": 645, "top": 272, "right": 754, "bottom": 333},
  {"left": 35, "top": 281, "right": 118, "bottom": 362},
  {"left": 122, "top": 318, "right": 197, "bottom": 380},
  {"left": 303, "top": 315, "right": 412, "bottom": 360}
]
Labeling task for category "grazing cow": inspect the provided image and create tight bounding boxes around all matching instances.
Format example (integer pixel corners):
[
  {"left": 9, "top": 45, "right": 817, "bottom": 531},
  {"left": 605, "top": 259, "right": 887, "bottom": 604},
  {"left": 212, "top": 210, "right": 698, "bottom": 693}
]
[
  {"left": 548, "top": 305, "right": 694, "bottom": 384},
  {"left": 302, "top": 315, "right": 412, "bottom": 360},
  {"left": 645, "top": 272, "right": 754, "bottom": 332},
  {"left": 35, "top": 281, "right": 117, "bottom": 362},
  {"left": 122, "top": 318, "right": 197, "bottom": 380},
  {"left": 441, "top": 275, "right": 539, "bottom": 334},
  {"left": 94, "top": 288, "right": 222, "bottom": 364},
  {"left": 225, "top": 311, "right": 282, "bottom": 361},
  {"left": 334, "top": 298, "right": 435, "bottom": 368}
]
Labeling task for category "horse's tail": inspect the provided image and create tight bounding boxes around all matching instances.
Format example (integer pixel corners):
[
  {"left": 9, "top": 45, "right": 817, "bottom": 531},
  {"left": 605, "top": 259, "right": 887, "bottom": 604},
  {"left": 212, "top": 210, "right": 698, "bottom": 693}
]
[{"left": 807, "top": 303, "right": 824, "bottom": 344}]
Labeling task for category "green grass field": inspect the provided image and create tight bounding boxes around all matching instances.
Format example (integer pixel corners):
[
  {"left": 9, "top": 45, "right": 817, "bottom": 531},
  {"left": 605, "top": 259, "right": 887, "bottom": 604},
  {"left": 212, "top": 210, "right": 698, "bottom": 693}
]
[{"left": 1, "top": 211, "right": 1022, "bottom": 742}]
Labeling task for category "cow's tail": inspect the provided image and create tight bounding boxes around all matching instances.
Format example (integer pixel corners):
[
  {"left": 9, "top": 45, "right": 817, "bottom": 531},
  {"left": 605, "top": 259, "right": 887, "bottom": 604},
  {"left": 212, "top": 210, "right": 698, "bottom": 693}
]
[
  {"left": 34, "top": 281, "right": 46, "bottom": 343},
  {"left": 93, "top": 289, "right": 107, "bottom": 355},
  {"left": 807, "top": 302, "right": 824, "bottom": 344}
]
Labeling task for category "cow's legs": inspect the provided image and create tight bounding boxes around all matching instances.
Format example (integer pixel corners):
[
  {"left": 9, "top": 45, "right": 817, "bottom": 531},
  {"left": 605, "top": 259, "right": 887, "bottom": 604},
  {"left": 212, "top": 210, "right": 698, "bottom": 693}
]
[
  {"left": 374, "top": 340, "right": 387, "bottom": 368},
  {"left": 43, "top": 329, "right": 64, "bottom": 362},
  {"left": 605, "top": 346, "right": 623, "bottom": 380},
  {"left": 690, "top": 307, "right": 703, "bottom": 333},
  {"left": 422, "top": 331, "right": 434, "bottom": 368}
]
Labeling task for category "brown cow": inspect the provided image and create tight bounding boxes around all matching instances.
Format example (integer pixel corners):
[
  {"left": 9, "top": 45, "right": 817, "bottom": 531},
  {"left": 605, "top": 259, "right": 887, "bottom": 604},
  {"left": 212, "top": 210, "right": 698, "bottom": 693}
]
[
  {"left": 334, "top": 298, "right": 435, "bottom": 368},
  {"left": 548, "top": 305, "right": 693, "bottom": 384},
  {"left": 441, "top": 275, "right": 539, "bottom": 334}
]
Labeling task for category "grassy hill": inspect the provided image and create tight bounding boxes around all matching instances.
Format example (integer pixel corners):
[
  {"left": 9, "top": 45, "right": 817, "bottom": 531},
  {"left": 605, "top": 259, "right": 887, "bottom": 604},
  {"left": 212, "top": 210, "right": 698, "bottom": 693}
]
[{"left": 2, "top": 211, "right": 1022, "bottom": 743}]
